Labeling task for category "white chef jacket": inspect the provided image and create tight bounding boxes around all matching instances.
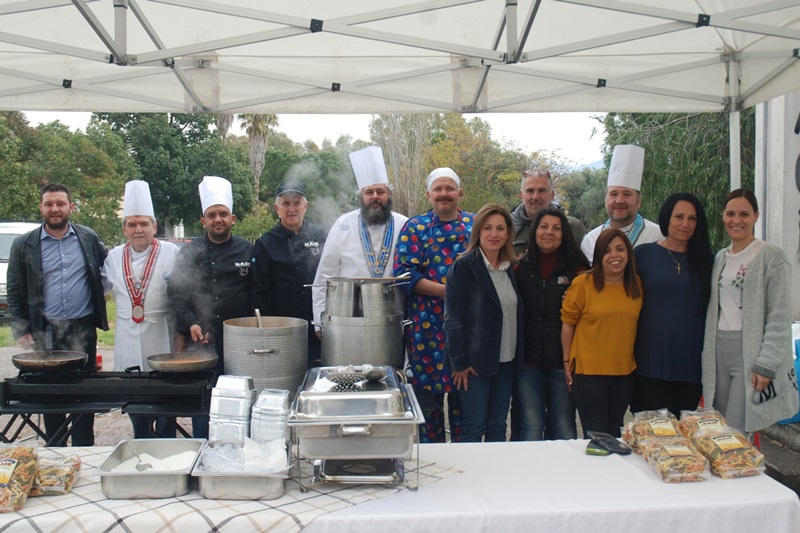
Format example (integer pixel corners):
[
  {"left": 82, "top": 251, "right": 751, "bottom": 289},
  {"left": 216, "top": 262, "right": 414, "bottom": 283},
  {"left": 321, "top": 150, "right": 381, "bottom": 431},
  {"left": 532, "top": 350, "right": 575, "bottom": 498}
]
[
  {"left": 312, "top": 209, "right": 408, "bottom": 323},
  {"left": 580, "top": 217, "right": 663, "bottom": 264},
  {"left": 102, "top": 241, "right": 180, "bottom": 371}
]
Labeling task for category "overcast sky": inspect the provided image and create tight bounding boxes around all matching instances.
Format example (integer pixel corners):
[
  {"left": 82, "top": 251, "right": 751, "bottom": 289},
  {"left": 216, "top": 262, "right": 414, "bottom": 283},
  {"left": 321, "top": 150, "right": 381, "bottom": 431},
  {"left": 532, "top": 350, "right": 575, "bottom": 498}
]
[{"left": 24, "top": 111, "right": 606, "bottom": 166}]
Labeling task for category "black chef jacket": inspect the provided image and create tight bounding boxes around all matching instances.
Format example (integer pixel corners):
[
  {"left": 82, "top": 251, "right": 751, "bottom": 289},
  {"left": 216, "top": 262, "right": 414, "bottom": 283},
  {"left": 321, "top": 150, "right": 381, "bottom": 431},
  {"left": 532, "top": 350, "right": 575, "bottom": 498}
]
[
  {"left": 250, "top": 220, "right": 327, "bottom": 322},
  {"left": 169, "top": 233, "right": 253, "bottom": 358}
]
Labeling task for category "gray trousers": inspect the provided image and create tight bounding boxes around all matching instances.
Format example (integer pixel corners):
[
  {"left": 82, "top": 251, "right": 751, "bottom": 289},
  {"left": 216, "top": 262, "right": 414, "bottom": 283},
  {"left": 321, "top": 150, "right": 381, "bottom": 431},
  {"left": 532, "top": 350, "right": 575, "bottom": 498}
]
[{"left": 714, "top": 330, "right": 747, "bottom": 435}]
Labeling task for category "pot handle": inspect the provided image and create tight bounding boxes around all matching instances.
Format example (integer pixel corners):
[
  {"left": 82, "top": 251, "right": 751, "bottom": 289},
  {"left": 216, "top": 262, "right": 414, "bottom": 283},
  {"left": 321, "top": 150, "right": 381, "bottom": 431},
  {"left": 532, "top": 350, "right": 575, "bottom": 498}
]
[
  {"left": 303, "top": 283, "right": 326, "bottom": 287},
  {"left": 402, "top": 320, "right": 413, "bottom": 328},
  {"left": 250, "top": 348, "right": 278, "bottom": 355},
  {"left": 337, "top": 425, "right": 371, "bottom": 437}
]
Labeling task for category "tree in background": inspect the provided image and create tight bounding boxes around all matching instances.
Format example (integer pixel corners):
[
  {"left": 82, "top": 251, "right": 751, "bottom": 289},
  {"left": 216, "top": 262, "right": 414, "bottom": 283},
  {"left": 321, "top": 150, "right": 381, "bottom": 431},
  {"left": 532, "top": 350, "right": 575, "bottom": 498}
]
[
  {"left": 370, "top": 114, "right": 433, "bottom": 216},
  {"left": 0, "top": 113, "right": 38, "bottom": 220},
  {"left": 239, "top": 113, "right": 279, "bottom": 204},
  {"left": 556, "top": 166, "right": 607, "bottom": 229},
  {"left": 602, "top": 111, "right": 755, "bottom": 250},
  {"left": 215, "top": 113, "right": 235, "bottom": 143}
]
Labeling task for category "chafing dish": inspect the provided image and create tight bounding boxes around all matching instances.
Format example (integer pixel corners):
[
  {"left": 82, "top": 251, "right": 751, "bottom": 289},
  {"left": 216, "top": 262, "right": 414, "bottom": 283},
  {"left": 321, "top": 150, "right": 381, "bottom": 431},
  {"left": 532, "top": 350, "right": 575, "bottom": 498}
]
[
  {"left": 288, "top": 365, "right": 424, "bottom": 460},
  {"left": 192, "top": 440, "right": 290, "bottom": 500}
]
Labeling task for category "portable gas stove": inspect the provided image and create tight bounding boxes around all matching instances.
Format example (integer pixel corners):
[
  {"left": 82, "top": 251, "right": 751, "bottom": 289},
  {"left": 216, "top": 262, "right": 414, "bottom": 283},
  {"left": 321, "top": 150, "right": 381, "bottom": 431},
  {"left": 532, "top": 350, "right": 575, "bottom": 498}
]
[
  {"left": 288, "top": 365, "right": 424, "bottom": 491},
  {"left": 0, "top": 368, "right": 217, "bottom": 444}
]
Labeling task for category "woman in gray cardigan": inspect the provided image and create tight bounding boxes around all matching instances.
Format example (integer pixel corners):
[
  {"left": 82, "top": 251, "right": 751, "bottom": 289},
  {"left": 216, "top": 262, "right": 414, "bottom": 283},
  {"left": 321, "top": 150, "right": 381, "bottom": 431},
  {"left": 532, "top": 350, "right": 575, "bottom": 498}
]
[{"left": 702, "top": 189, "right": 799, "bottom": 434}]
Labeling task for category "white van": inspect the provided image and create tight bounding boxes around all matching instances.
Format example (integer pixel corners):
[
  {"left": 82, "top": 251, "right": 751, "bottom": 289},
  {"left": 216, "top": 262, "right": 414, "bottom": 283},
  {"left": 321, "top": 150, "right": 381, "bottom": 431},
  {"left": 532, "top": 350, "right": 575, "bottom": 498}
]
[{"left": 0, "top": 222, "right": 41, "bottom": 322}]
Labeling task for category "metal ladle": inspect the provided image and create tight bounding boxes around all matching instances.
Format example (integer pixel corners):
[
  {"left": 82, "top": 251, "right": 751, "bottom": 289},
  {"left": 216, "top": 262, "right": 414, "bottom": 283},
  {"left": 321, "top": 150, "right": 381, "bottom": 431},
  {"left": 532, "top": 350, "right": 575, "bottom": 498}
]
[
  {"left": 255, "top": 308, "right": 264, "bottom": 328},
  {"left": 133, "top": 445, "right": 152, "bottom": 472}
]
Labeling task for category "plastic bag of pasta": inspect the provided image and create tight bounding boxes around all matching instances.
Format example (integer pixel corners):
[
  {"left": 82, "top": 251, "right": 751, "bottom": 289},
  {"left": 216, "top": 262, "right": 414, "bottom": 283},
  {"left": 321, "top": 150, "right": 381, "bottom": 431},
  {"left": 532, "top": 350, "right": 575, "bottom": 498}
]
[
  {"left": 0, "top": 442, "right": 38, "bottom": 512},
  {"left": 640, "top": 436, "right": 710, "bottom": 483},
  {"left": 677, "top": 408, "right": 727, "bottom": 440},
  {"left": 625, "top": 409, "right": 681, "bottom": 454},
  {"left": 29, "top": 454, "right": 81, "bottom": 497},
  {"left": 692, "top": 426, "right": 765, "bottom": 479}
]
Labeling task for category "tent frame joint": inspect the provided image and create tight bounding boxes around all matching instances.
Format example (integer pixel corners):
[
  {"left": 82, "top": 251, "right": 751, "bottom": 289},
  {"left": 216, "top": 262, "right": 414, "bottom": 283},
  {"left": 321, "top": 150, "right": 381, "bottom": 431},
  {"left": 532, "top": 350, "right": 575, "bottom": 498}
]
[
  {"left": 310, "top": 19, "right": 323, "bottom": 33},
  {"left": 696, "top": 14, "right": 711, "bottom": 27}
]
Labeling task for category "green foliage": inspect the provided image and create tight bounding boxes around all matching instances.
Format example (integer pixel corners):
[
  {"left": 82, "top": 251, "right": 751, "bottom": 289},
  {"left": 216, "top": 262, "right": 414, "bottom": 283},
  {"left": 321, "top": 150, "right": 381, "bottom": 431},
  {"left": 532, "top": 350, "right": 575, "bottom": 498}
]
[
  {"left": 0, "top": 115, "right": 39, "bottom": 220},
  {"left": 232, "top": 204, "right": 277, "bottom": 242},
  {"left": 602, "top": 111, "right": 756, "bottom": 250},
  {"left": 97, "top": 297, "right": 117, "bottom": 347},
  {"left": 556, "top": 166, "right": 608, "bottom": 229}
]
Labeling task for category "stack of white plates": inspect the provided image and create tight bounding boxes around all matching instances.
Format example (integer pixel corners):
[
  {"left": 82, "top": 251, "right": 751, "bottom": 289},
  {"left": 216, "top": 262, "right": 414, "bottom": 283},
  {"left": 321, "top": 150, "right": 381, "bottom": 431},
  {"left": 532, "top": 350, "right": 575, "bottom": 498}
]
[
  {"left": 209, "top": 375, "right": 256, "bottom": 441},
  {"left": 250, "top": 388, "right": 290, "bottom": 442}
]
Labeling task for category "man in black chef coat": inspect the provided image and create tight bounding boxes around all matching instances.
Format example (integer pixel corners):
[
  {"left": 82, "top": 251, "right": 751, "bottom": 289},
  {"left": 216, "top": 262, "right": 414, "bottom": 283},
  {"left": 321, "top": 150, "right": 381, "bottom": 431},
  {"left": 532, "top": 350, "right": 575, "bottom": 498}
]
[
  {"left": 251, "top": 181, "right": 327, "bottom": 366},
  {"left": 168, "top": 175, "right": 252, "bottom": 437}
]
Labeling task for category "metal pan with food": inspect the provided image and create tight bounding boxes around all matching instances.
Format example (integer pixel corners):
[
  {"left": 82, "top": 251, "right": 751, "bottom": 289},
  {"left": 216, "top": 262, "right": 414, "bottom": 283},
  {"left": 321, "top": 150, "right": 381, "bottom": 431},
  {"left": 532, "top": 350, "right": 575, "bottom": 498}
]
[
  {"left": 146, "top": 351, "right": 218, "bottom": 373},
  {"left": 11, "top": 351, "right": 88, "bottom": 373}
]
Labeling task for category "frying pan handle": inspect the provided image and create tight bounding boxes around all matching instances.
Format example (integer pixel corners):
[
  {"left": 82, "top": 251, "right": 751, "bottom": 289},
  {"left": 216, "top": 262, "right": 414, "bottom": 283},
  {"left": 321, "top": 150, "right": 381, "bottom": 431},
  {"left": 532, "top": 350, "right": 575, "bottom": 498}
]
[{"left": 250, "top": 348, "right": 278, "bottom": 355}]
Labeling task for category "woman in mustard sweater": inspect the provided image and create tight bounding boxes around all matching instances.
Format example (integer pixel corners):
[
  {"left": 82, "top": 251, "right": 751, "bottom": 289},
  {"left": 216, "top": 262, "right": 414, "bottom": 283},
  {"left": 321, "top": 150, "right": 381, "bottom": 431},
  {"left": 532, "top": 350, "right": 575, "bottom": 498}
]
[{"left": 561, "top": 228, "right": 643, "bottom": 437}]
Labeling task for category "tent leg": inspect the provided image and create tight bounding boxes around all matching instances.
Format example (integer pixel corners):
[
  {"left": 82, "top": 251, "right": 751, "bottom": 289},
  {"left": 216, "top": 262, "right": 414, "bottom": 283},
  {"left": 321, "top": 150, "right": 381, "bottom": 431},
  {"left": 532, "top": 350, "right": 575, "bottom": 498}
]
[{"left": 730, "top": 110, "right": 741, "bottom": 190}]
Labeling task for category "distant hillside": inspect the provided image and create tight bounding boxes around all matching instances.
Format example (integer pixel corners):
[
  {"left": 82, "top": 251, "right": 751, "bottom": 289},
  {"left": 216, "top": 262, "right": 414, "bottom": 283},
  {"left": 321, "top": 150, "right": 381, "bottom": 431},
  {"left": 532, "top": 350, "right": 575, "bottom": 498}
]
[{"left": 574, "top": 159, "right": 603, "bottom": 171}]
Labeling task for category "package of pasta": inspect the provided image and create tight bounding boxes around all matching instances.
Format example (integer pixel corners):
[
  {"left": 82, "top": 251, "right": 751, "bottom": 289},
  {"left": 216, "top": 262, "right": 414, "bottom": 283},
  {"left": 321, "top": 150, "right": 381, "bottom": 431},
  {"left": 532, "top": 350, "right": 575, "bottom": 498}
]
[
  {"left": 29, "top": 454, "right": 81, "bottom": 497},
  {"left": 640, "top": 436, "right": 710, "bottom": 483},
  {"left": 677, "top": 408, "right": 728, "bottom": 439},
  {"left": 692, "top": 426, "right": 765, "bottom": 479},
  {"left": 0, "top": 442, "right": 38, "bottom": 512},
  {"left": 627, "top": 410, "right": 681, "bottom": 454}
]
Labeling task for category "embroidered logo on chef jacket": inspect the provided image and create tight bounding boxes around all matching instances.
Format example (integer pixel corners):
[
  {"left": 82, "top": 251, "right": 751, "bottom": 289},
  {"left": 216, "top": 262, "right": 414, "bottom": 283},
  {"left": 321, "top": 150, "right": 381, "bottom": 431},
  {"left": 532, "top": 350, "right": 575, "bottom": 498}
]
[
  {"left": 304, "top": 240, "right": 321, "bottom": 255},
  {"left": 235, "top": 261, "right": 250, "bottom": 276}
]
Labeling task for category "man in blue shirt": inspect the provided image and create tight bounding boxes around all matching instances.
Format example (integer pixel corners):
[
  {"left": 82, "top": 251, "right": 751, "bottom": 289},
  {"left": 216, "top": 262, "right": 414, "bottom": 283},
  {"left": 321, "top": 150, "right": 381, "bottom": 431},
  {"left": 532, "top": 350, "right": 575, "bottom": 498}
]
[{"left": 8, "top": 183, "right": 109, "bottom": 446}]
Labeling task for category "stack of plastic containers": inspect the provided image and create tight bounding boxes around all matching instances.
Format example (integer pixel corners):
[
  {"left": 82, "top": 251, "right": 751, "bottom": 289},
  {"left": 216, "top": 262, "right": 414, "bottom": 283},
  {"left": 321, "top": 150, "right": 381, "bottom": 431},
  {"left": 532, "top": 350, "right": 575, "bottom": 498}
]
[
  {"left": 250, "top": 388, "right": 290, "bottom": 443},
  {"left": 209, "top": 375, "right": 256, "bottom": 441}
]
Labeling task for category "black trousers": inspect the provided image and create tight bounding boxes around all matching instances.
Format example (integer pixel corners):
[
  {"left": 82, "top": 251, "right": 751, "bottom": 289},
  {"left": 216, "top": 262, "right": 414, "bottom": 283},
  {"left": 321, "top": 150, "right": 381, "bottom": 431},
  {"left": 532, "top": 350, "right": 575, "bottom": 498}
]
[
  {"left": 629, "top": 373, "right": 702, "bottom": 419},
  {"left": 570, "top": 373, "right": 634, "bottom": 438},
  {"left": 38, "top": 315, "right": 97, "bottom": 446}
]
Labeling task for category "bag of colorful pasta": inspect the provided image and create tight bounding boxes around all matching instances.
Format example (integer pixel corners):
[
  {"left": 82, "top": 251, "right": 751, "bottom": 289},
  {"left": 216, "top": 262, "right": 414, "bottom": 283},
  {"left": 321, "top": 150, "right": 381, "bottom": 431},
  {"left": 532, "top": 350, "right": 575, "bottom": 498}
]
[
  {"left": 640, "top": 436, "right": 710, "bottom": 483},
  {"left": 0, "top": 442, "right": 38, "bottom": 512},
  {"left": 692, "top": 426, "right": 765, "bottom": 479},
  {"left": 29, "top": 454, "right": 81, "bottom": 497},
  {"left": 678, "top": 408, "right": 727, "bottom": 440},
  {"left": 625, "top": 409, "right": 681, "bottom": 454}
]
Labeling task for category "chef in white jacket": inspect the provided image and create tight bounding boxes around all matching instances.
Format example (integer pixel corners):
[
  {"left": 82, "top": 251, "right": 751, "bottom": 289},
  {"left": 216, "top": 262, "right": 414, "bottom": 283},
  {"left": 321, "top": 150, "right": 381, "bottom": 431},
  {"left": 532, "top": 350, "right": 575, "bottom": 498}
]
[
  {"left": 580, "top": 144, "right": 663, "bottom": 262},
  {"left": 312, "top": 146, "right": 408, "bottom": 325},
  {"left": 102, "top": 180, "right": 180, "bottom": 437}
]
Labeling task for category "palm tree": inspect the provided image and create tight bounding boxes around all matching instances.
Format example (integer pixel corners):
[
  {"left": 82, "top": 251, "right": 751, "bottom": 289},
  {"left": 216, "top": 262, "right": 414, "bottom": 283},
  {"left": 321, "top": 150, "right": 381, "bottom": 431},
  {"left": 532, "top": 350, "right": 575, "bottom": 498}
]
[
  {"left": 215, "top": 113, "right": 235, "bottom": 143},
  {"left": 239, "top": 113, "right": 278, "bottom": 202}
]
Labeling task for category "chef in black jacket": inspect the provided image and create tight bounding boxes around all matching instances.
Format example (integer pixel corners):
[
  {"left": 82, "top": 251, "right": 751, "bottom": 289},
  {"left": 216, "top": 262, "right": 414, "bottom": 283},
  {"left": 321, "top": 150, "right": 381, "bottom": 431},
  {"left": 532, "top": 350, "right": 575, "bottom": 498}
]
[
  {"left": 168, "top": 175, "right": 252, "bottom": 437},
  {"left": 250, "top": 181, "right": 327, "bottom": 366}
]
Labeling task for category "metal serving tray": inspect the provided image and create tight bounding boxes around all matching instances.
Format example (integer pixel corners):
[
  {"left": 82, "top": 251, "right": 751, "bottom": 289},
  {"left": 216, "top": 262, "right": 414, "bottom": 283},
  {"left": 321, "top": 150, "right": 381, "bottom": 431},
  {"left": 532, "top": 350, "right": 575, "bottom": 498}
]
[
  {"left": 95, "top": 439, "right": 204, "bottom": 499},
  {"left": 192, "top": 441, "right": 290, "bottom": 500},
  {"left": 289, "top": 365, "right": 410, "bottom": 421}
]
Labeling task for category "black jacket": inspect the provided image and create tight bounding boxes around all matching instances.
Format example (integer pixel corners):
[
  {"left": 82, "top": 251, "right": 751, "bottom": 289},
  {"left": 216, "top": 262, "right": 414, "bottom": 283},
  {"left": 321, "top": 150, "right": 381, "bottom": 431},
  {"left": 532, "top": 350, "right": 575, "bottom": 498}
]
[
  {"left": 7, "top": 223, "right": 109, "bottom": 341},
  {"left": 444, "top": 250, "right": 524, "bottom": 376},
  {"left": 168, "top": 234, "right": 253, "bottom": 355},
  {"left": 250, "top": 221, "right": 327, "bottom": 322},
  {"left": 515, "top": 257, "right": 582, "bottom": 369}
]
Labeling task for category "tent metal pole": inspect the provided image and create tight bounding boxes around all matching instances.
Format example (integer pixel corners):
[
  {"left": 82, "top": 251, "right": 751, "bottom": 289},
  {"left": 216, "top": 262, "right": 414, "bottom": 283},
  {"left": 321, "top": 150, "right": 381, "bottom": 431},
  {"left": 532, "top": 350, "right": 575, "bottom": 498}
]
[{"left": 729, "top": 58, "right": 741, "bottom": 190}]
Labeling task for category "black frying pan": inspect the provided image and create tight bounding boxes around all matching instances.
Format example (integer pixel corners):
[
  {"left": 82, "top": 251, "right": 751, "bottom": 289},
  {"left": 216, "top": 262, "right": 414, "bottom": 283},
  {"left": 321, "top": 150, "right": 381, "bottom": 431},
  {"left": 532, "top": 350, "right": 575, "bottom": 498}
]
[{"left": 12, "top": 351, "right": 88, "bottom": 372}]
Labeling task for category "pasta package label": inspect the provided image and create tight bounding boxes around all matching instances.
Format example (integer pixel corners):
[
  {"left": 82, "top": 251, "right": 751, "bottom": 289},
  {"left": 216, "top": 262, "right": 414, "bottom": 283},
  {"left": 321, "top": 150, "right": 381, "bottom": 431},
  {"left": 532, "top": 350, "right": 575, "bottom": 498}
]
[
  {"left": 663, "top": 443, "right": 694, "bottom": 457},
  {"left": 0, "top": 460, "right": 17, "bottom": 485},
  {"left": 697, "top": 418, "right": 724, "bottom": 431},
  {"left": 711, "top": 434, "right": 745, "bottom": 452},
  {"left": 648, "top": 418, "right": 678, "bottom": 437}
]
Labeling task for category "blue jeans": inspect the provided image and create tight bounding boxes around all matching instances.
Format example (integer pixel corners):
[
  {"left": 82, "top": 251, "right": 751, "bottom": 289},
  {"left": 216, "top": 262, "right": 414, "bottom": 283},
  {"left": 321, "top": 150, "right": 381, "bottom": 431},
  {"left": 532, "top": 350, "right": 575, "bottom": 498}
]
[
  {"left": 515, "top": 366, "right": 577, "bottom": 440},
  {"left": 456, "top": 362, "right": 514, "bottom": 442}
]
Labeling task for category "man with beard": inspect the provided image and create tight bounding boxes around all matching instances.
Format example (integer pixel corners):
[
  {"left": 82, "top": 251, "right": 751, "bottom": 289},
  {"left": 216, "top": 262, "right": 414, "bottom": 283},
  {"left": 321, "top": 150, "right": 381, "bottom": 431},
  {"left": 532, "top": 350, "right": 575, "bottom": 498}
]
[
  {"left": 251, "top": 181, "right": 327, "bottom": 366},
  {"left": 394, "top": 168, "right": 473, "bottom": 442},
  {"left": 312, "top": 146, "right": 408, "bottom": 326},
  {"left": 7, "top": 183, "right": 108, "bottom": 446},
  {"left": 581, "top": 145, "right": 662, "bottom": 262},
  {"left": 168, "top": 176, "right": 252, "bottom": 438},
  {"left": 511, "top": 169, "right": 586, "bottom": 257},
  {"left": 102, "top": 180, "right": 179, "bottom": 437}
]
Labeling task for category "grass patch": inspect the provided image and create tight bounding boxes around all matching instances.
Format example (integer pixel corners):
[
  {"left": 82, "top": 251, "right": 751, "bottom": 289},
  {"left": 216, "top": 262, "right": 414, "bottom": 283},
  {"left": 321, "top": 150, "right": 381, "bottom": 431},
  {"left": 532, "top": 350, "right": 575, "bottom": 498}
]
[{"left": 0, "top": 298, "right": 117, "bottom": 348}]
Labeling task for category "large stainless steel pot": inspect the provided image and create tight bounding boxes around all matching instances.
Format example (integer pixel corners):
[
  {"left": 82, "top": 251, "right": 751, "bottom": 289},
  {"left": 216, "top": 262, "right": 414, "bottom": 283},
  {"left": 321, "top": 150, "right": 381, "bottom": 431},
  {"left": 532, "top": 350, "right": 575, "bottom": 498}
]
[
  {"left": 317, "top": 312, "right": 408, "bottom": 368},
  {"left": 11, "top": 351, "right": 88, "bottom": 372},
  {"left": 223, "top": 317, "right": 307, "bottom": 397},
  {"left": 323, "top": 277, "right": 407, "bottom": 317}
]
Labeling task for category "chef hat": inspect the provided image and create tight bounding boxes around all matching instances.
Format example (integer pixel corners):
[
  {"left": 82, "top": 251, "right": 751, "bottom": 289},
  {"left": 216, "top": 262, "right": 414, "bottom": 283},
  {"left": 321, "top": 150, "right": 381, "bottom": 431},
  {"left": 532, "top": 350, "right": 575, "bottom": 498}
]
[
  {"left": 426, "top": 167, "right": 461, "bottom": 190},
  {"left": 349, "top": 146, "right": 389, "bottom": 191},
  {"left": 122, "top": 180, "right": 155, "bottom": 218},
  {"left": 607, "top": 145, "right": 645, "bottom": 191},
  {"left": 199, "top": 175, "right": 233, "bottom": 214}
]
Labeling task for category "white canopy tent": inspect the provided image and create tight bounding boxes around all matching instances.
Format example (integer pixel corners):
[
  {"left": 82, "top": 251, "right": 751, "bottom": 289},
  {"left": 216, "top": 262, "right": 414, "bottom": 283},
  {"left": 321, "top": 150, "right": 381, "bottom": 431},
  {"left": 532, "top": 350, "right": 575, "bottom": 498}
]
[{"left": 1, "top": 0, "right": 800, "bottom": 182}]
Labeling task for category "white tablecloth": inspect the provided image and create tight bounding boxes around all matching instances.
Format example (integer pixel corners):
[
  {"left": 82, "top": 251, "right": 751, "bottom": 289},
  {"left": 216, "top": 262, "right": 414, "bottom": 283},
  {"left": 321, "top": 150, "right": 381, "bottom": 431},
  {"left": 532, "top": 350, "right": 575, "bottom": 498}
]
[
  {"left": 1, "top": 441, "right": 798, "bottom": 533},
  {"left": 308, "top": 440, "right": 800, "bottom": 533}
]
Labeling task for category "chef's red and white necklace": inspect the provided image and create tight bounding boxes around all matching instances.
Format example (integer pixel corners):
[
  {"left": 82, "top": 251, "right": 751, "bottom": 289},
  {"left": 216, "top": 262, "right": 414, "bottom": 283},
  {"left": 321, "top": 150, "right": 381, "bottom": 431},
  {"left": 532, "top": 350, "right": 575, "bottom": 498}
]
[{"left": 123, "top": 238, "right": 160, "bottom": 323}]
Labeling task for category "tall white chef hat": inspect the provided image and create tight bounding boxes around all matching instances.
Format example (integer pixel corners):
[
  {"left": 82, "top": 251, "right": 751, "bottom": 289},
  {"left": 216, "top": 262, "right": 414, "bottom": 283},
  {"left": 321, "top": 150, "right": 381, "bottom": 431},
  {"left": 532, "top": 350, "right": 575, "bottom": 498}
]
[
  {"left": 426, "top": 167, "right": 461, "bottom": 190},
  {"left": 122, "top": 180, "right": 155, "bottom": 218},
  {"left": 199, "top": 175, "right": 233, "bottom": 214},
  {"left": 607, "top": 145, "right": 645, "bottom": 191},
  {"left": 349, "top": 146, "right": 389, "bottom": 191}
]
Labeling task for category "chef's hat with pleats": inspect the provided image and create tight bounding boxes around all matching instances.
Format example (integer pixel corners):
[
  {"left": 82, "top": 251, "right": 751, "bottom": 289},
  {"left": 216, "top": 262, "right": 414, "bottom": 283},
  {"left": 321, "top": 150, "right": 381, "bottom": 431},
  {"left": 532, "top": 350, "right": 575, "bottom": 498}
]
[
  {"left": 607, "top": 145, "right": 645, "bottom": 191},
  {"left": 199, "top": 175, "right": 233, "bottom": 213},
  {"left": 122, "top": 180, "right": 155, "bottom": 218},
  {"left": 349, "top": 146, "right": 389, "bottom": 191}
]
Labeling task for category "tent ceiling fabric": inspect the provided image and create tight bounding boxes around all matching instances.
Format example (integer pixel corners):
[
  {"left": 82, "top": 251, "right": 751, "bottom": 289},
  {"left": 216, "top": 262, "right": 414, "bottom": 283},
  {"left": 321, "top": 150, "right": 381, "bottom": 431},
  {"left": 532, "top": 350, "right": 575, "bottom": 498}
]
[{"left": 0, "top": 0, "right": 799, "bottom": 114}]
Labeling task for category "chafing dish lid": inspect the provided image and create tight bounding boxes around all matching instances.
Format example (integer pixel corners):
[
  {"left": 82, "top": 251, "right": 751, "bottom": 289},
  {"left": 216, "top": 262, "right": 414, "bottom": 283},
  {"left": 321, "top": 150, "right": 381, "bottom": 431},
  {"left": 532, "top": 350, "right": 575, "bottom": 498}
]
[{"left": 288, "top": 365, "right": 415, "bottom": 422}]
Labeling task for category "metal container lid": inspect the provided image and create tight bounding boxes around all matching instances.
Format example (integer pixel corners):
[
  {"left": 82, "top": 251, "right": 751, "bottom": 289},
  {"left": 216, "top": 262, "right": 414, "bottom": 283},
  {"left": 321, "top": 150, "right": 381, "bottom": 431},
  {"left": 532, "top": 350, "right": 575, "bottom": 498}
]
[{"left": 288, "top": 365, "right": 418, "bottom": 424}]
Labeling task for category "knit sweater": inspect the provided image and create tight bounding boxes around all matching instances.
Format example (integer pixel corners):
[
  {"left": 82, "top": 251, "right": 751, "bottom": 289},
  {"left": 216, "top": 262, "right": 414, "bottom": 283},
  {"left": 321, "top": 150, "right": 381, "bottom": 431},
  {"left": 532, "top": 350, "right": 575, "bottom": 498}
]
[{"left": 702, "top": 242, "right": 800, "bottom": 432}]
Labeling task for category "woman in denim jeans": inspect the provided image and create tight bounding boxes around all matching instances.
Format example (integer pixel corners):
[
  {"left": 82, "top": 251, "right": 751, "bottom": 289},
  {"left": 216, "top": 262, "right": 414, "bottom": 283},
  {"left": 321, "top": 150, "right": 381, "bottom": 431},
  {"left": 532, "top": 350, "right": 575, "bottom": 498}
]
[{"left": 515, "top": 206, "right": 589, "bottom": 440}]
